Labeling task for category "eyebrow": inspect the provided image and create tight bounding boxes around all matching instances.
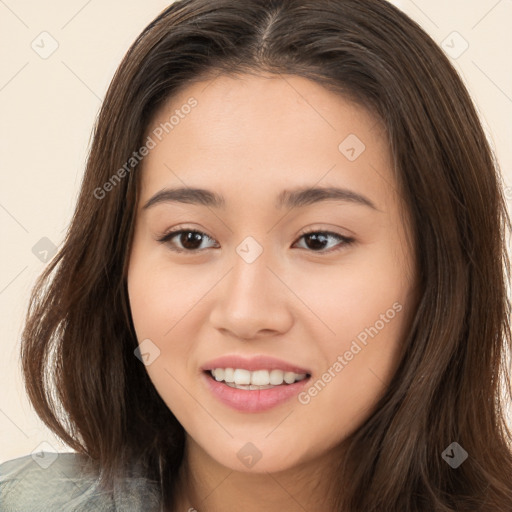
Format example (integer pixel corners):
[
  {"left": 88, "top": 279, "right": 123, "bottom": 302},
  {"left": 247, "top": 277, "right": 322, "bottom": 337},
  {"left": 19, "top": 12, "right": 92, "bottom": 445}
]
[{"left": 142, "top": 185, "right": 378, "bottom": 211}]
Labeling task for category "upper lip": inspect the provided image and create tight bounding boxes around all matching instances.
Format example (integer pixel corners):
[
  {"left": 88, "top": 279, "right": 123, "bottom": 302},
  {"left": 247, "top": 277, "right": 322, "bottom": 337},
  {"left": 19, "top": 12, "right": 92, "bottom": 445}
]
[{"left": 201, "top": 355, "right": 311, "bottom": 375}]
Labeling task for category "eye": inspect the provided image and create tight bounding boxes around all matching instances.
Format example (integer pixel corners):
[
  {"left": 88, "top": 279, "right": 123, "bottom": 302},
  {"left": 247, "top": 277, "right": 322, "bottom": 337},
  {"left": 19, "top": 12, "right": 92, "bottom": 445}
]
[
  {"left": 293, "top": 229, "right": 355, "bottom": 253},
  {"left": 157, "top": 226, "right": 355, "bottom": 254},
  {"left": 157, "top": 227, "right": 219, "bottom": 252}
]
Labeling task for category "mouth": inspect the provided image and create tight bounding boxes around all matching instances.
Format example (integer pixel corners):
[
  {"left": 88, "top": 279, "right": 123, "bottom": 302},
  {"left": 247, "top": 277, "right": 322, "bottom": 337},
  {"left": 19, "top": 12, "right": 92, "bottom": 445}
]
[
  {"left": 203, "top": 368, "right": 311, "bottom": 390},
  {"left": 200, "top": 355, "right": 313, "bottom": 411},
  {"left": 202, "top": 368, "right": 312, "bottom": 412}
]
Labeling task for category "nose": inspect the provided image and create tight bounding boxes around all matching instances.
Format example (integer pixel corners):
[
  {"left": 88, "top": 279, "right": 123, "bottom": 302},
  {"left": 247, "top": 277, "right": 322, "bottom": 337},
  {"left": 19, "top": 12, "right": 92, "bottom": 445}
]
[{"left": 208, "top": 248, "right": 294, "bottom": 341}]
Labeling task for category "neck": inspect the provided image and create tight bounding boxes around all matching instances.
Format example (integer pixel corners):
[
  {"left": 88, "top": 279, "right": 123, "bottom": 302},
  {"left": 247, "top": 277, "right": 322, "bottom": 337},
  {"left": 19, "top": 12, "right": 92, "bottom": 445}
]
[{"left": 171, "top": 436, "right": 343, "bottom": 512}]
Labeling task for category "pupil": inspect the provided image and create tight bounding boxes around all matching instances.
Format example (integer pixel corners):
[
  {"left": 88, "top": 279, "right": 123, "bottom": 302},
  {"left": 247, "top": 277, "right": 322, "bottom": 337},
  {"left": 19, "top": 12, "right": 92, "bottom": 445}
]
[
  {"left": 182, "top": 232, "right": 202, "bottom": 250},
  {"left": 306, "top": 233, "right": 327, "bottom": 250}
]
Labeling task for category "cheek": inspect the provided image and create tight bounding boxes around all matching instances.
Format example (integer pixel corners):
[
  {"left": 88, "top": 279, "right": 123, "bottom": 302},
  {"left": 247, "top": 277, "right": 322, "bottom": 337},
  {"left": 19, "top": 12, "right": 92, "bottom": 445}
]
[
  {"left": 127, "top": 252, "right": 200, "bottom": 412},
  {"left": 127, "top": 265, "right": 166, "bottom": 340},
  {"left": 299, "top": 246, "right": 411, "bottom": 415},
  {"left": 127, "top": 237, "right": 197, "bottom": 340},
  {"left": 293, "top": 241, "right": 409, "bottom": 346},
  {"left": 127, "top": 246, "right": 216, "bottom": 386}
]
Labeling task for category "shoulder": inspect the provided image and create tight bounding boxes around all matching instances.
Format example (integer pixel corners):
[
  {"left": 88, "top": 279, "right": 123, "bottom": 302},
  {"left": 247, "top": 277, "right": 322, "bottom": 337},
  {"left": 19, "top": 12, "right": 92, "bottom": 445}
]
[{"left": 0, "top": 452, "right": 161, "bottom": 511}]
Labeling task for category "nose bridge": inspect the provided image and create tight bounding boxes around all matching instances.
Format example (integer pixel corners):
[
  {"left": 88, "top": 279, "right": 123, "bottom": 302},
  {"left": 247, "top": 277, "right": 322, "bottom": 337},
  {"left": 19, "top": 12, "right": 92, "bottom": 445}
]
[
  {"left": 229, "top": 234, "right": 274, "bottom": 303},
  {"left": 230, "top": 227, "right": 294, "bottom": 290},
  {"left": 209, "top": 233, "right": 293, "bottom": 338}
]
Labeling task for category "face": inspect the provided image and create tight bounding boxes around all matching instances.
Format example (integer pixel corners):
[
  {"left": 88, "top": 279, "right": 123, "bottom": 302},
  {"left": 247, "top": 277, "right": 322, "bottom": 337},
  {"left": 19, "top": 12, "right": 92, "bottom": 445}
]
[{"left": 127, "top": 73, "right": 417, "bottom": 474}]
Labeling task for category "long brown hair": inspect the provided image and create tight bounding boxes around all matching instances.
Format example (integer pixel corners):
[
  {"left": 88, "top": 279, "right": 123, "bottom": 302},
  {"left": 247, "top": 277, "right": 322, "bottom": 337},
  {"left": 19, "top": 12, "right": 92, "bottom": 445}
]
[{"left": 21, "top": 0, "right": 512, "bottom": 509}]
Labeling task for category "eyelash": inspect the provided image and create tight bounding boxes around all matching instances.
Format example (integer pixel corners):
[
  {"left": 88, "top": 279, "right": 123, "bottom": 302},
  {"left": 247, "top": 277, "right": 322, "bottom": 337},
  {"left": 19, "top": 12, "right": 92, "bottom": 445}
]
[{"left": 157, "top": 225, "right": 355, "bottom": 255}]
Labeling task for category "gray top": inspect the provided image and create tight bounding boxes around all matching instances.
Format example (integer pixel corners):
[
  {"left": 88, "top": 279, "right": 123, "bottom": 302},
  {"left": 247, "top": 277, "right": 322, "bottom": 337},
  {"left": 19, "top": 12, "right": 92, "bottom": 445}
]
[{"left": 0, "top": 452, "right": 162, "bottom": 511}]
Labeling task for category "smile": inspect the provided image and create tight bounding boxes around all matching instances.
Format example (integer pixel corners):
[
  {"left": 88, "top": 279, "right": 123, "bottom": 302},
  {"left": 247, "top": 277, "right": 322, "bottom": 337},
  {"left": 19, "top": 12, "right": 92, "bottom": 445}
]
[
  {"left": 209, "top": 368, "right": 308, "bottom": 388},
  {"left": 202, "top": 370, "right": 311, "bottom": 412}
]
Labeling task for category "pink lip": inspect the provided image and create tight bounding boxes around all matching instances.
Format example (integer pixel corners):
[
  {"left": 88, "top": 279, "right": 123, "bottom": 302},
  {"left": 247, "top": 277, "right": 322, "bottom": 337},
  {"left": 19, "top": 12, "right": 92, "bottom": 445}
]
[
  {"left": 201, "top": 371, "right": 311, "bottom": 413},
  {"left": 201, "top": 355, "right": 311, "bottom": 374}
]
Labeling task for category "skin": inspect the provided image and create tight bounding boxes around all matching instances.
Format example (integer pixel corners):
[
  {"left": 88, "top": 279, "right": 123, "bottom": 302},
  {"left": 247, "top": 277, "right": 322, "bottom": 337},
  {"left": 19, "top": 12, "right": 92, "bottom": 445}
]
[{"left": 127, "top": 73, "right": 418, "bottom": 511}]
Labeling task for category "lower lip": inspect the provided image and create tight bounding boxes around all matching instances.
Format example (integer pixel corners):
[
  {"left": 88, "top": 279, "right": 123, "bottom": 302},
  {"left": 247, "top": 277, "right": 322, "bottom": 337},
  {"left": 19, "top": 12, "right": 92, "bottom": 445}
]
[{"left": 202, "top": 371, "right": 311, "bottom": 413}]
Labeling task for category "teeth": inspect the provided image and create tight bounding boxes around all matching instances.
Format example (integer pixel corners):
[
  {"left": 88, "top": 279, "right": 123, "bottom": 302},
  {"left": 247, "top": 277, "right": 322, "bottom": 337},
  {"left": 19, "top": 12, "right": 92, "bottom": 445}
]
[
  {"left": 210, "top": 368, "right": 308, "bottom": 386},
  {"left": 224, "top": 382, "right": 278, "bottom": 390},
  {"left": 223, "top": 368, "right": 235, "bottom": 383}
]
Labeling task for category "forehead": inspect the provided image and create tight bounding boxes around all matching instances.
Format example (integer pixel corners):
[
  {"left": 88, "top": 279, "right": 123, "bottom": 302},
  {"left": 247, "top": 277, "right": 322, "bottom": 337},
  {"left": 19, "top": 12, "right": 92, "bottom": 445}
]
[{"left": 139, "top": 73, "right": 394, "bottom": 211}]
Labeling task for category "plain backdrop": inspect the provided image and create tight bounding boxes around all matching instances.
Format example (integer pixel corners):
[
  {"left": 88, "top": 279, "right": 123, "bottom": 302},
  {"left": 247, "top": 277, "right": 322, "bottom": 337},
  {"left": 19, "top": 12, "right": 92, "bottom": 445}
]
[{"left": 1, "top": 0, "right": 511, "bottom": 463}]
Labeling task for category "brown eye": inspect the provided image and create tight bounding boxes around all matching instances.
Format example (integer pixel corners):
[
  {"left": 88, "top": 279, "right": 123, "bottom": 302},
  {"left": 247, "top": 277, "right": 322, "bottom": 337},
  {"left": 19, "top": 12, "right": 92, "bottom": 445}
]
[
  {"left": 293, "top": 230, "right": 355, "bottom": 253},
  {"left": 157, "top": 227, "right": 354, "bottom": 254},
  {"left": 157, "top": 229, "right": 218, "bottom": 253}
]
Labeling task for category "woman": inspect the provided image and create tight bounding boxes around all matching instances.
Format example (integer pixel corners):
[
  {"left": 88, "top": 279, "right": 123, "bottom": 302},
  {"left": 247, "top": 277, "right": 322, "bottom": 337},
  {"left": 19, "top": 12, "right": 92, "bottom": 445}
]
[{"left": 2, "top": 0, "right": 512, "bottom": 510}]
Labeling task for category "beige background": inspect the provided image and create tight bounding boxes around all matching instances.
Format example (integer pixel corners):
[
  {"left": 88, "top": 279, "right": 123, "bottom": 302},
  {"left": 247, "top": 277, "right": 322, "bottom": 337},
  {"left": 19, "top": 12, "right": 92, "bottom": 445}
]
[{"left": 1, "top": 0, "right": 511, "bottom": 462}]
